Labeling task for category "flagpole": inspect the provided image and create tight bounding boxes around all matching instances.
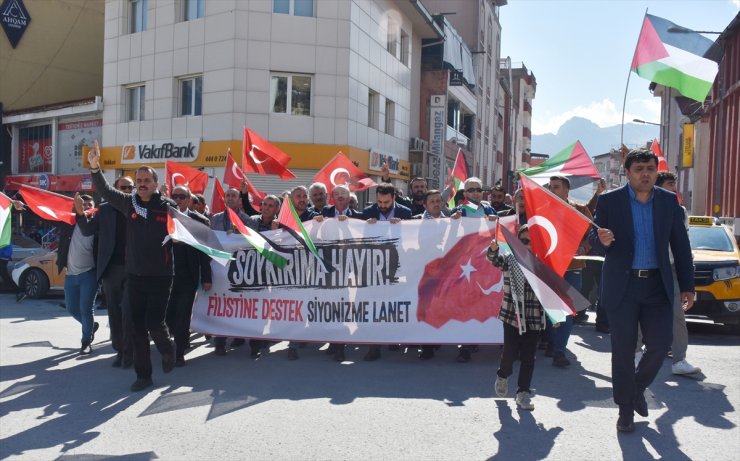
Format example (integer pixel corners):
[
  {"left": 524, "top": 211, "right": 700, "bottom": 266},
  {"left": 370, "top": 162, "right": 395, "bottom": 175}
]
[{"left": 621, "top": 8, "right": 648, "bottom": 147}]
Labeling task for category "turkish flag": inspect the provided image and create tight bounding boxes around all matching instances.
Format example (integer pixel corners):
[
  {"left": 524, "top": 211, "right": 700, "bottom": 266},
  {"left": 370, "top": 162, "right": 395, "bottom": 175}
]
[
  {"left": 417, "top": 227, "right": 505, "bottom": 329},
  {"left": 651, "top": 139, "right": 669, "bottom": 172},
  {"left": 242, "top": 128, "right": 296, "bottom": 179},
  {"left": 520, "top": 174, "right": 591, "bottom": 277},
  {"left": 18, "top": 185, "right": 84, "bottom": 225},
  {"left": 165, "top": 160, "right": 209, "bottom": 194},
  {"left": 314, "top": 151, "right": 376, "bottom": 197},
  {"left": 211, "top": 178, "right": 226, "bottom": 216},
  {"left": 223, "top": 149, "right": 264, "bottom": 211}
]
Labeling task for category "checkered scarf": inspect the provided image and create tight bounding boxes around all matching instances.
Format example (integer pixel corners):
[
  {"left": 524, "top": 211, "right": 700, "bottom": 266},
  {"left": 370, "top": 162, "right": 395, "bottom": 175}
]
[
  {"left": 507, "top": 254, "right": 526, "bottom": 301},
  {"left": 132, "top": 193, "right": 148, "bottom": 219}
]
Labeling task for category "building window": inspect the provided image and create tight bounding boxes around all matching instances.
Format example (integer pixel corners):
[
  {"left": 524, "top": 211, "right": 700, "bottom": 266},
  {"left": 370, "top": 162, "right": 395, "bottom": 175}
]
[
  {"left": 182, "top": 0, "right": 204, "bottom": 21},
  {"left": 386, "top": 20, "right": 398, "bottom": 57},
  {"left": 130, "top": 0, "right": 147, "bottom": 33},
  {"left": 384, "top": 99, "right": 395, "bottom": 135},
  {"left": 270, "top": 74, "right": 312, "bottom": 116},
  {"left": 179, "top": 76, "right": 202, "bottom": 116},
  {"left": 126, "top": 85, "right": 146, "bottom": 121},
  {"left": 368, "top": 90, "right": 379, "bottom": 129},
  {"left": 400, "top": 30, "right": 409, "bottom": 66},
  {"left": 273, "top": 0, "right": 313, "bottom": 17},
  {"left": 18, "top": 124, "right": 53, "bottom": 173}
]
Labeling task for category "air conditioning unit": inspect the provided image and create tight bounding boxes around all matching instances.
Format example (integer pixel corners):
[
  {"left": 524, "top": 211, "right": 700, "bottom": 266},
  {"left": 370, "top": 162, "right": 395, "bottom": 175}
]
[{"left": 409, "top": 137, "right": 428, "bottom": 152}]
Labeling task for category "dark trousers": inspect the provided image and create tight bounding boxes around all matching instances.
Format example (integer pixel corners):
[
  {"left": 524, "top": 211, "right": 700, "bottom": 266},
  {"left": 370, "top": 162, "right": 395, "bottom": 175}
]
[
  {"left": 607, "top": 274, "right": 672, "bottom": 409},
  {"left": 582, "top": 259, "right": 608, "bottom": 327},
  {"left": 165, "top": 277, "right": 197, "bottom": 358},
  {"left": 497, "top": 323, "right": 539, "bottom": 393},
  {"left": 102, "top": 264, "right": 133, "bottom": 362},
  {"left": 127, "top": 274, "right": 174, "bottom": 379}
]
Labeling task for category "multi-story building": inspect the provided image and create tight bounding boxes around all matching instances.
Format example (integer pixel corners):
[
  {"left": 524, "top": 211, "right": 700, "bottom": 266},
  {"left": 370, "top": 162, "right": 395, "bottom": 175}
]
[
  {"left": 95, "top": 0, "right": 444, "bottom": 202},
  {"left": 510, "top": 63, "right": 536, "bottom": 172}
]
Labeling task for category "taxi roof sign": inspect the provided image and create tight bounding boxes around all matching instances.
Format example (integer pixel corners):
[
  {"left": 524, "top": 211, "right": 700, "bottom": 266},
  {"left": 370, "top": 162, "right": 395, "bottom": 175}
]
[{"left": 689, "top": 216, "right": 715, "bottom": 226}]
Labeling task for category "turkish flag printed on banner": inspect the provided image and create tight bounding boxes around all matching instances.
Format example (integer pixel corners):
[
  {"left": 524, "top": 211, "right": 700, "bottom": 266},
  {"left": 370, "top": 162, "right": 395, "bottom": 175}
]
[
  {"left": 650, "top": 139, "right": 669, "bottom": 172},
  {"left": 520, "top": 174, "right": 591, "bottom": 277},
  {"left": 165, "top": 160, "right": 209, "bottom": 194},
  {"left": 211, "top": 178, "right": 226, "bottom": 216},
  {"left": 417, "top": 228, "right": 506, "bottom": 329},
  {"left": 313, "top": 151, "right": 377, "bottom": 197},
  {"left": 18, "top": 184, "right": 80, "bottom": 225},
  {"left": 242, "top": 128, "right": 296, "bottom": 179},
  {"left": 223, "top": 149, "right": 265, "bottom": 211}
]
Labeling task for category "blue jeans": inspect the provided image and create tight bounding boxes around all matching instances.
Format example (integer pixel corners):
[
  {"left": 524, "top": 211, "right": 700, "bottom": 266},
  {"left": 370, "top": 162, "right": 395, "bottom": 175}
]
[
  {"left": 550, "top": 270, "right": 582, "bottom": 354},
  {"left": 64, "top": 269, "right": 98, "bottom": 344}
]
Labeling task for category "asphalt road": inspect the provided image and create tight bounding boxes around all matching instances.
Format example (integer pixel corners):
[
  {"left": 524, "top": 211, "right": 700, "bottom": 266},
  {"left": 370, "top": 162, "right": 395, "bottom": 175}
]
[{"left": 1, "top": 293, "right": 738, "bottom": 460}]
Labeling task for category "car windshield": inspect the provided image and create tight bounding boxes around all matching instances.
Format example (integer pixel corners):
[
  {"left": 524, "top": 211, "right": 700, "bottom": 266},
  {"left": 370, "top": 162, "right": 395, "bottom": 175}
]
[{"left": 688, "top": 226, "right": 735, "bottom": 252}]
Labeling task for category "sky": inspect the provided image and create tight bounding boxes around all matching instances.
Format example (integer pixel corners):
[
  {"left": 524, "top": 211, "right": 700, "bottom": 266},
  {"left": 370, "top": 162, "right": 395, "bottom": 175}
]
[{"left": 499, "top": 0, "right": 739, "bottom": 135}]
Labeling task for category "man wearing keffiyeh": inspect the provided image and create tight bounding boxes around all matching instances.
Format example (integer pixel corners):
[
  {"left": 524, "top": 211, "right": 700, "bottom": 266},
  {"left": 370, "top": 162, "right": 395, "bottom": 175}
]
[{"left": 88, "top": 143, "right": 177, "bottom": 393}]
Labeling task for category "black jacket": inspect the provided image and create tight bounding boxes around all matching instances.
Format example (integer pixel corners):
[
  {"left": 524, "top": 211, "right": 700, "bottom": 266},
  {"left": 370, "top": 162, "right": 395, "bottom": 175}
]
[
  {"left": 361, "top": 202, "right": 413, "bottom": 220},
  {"left": 92, "top": 171, "right": 175, "bottom": 277},
  {"left": 321, "top": 206, "right": 364, "bottom": 219},
  {"left": 174, "top": 209, "right": 213, "bottom": 287},
  {"left": 76, "top": 203, "right": 126, "bottom": 281}
]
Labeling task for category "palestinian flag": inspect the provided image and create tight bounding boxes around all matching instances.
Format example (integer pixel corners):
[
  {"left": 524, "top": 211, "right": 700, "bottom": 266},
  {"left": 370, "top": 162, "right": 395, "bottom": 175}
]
[
  {"left": 446, "top": 148, "right": 468, "bottom": 208},
  {"left": 0, "top": 192, "right": 12, "bottom": 248},
  {"left": 631, "top": 14, "right": 718, "bottom": 103},
  {"left": 461, "top": 200, "right": 479, "bottom": 215},
  {"left": 277, "top": 196, "right": 333, "bottom": 273},
  {"left": 166, "top": 208, "right": 233, "bottom": 266},
  {"left": 226, "top": 207, "right": 288, "bottom": 268},
  {"left": 519, "top": 141, "right": 600, "bottom": 189},
  {"left": 499, "top": 224, "right": 590, "bottom": 325}
]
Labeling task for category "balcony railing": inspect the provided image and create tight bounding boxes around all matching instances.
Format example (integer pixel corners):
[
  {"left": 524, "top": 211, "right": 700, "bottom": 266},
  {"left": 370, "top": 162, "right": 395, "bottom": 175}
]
[{"left": 447, "top": 125, "right": 471, "bottom": 150}]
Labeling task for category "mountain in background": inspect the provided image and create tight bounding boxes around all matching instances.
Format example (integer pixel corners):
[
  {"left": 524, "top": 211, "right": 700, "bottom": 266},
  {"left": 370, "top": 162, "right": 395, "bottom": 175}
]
[{"left": 532, "top": 117, "right": 659, "bottom": 157}]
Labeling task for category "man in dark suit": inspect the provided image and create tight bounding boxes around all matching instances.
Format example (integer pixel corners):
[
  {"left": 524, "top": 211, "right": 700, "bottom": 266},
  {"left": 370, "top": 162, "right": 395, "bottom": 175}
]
[
  {"left": 77, "top": 176, "right": 135, "bottom": 367},
  {"left": 319, "top": 184, "right": 363, "bottom": 220},
  {"left": 361, "top": 183, "right": 413, "bottom": 222},
  {"left": 589, "top": 148, "right": 694, "bottom": 433}
]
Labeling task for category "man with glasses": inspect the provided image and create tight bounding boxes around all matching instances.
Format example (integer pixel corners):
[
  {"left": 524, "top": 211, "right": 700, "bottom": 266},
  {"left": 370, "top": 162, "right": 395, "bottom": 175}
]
[
  {"left": 452, "top": 177, "right": 498, "bottom": 362},
  {"left": 77, "top": 176, "right": 135, "bottom": 368},
  {"left": 166, "top": 185, "right": 212, "bottom": 366}
]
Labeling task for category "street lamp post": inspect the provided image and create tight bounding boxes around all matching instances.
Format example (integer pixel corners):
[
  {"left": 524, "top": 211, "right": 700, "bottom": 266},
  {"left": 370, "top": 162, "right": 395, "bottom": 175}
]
[{"left": 632, "top": 118, "right": 663, "bottom": 127}]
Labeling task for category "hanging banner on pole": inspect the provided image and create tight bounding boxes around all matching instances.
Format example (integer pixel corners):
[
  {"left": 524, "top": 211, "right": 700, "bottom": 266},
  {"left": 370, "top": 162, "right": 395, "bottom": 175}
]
[{"left": 682, "top": 123, "right": 694, "bottom": 168}]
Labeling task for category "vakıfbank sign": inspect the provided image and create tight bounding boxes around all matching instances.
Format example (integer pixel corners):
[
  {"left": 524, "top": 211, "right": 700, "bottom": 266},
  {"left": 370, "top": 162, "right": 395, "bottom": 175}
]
[{"left": 121, "top": 138, "right": 200, "bottom": 164}]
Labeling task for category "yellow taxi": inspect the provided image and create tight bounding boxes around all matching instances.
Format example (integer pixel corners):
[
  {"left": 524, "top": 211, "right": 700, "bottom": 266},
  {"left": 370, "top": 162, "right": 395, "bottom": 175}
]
[
  {"left": 11, "top": 250, "right": 65, "bottom": 299},
  {"left": 687, "top": 216, "right": 740, "bottom": 326}
]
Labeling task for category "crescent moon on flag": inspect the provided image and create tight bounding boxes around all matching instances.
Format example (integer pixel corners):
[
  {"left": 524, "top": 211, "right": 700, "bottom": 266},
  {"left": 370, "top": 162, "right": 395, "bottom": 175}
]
[
  {"left": 527, "top": 215, "right": 558, "bottom": 257},
  {"left": 477, "top": 275, "right": 504, "bottom": 295},
  {"left": 231, "top": 162, "right": 244, "bottom": 179},
  {"left": 171, "top": 173, "right": 187, "bottom": 186},
  {"left": 38, "top": 206, "right": 58, "bottom": 219},
  {"left": 249, "top": 145, "right": 269, "bottom": 164},
  {"left": 329, "top": 168, "right": 350, "bottom": 186}
]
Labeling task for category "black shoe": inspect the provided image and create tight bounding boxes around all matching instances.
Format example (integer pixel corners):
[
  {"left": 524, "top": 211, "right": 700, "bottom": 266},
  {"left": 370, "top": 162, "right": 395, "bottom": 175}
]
[
  {"left": 574, "top": 311, "right": 589, "bottom": 324},
  {"left": 112, "top": 356, "right": 122, "bottom": 367},
  {"left": 334, "top": 348, "right": 346, "bottom": 362},
  {"left": 231, "top": 338, "right": 246, "bottom": 347},
  {"left": 250, "top": 347, "right": 261, "bottom": 359},
  {"left": 91, "top": 322, "right": 99, "bottom": 342},
  {"left": 130, "top": 378, "right": 153, "bottom": 392},
  {"left": 595, "top": 323, "right": 610, "bottom": 334},
  {"left": 634, "top": 391, "right": 648, "bottom": 417},
  {"left": 175, "top": 356, "right": 186, "bottom": 367},
  {"left": 214, "top": 345, "right": 226, "bottom": 356},
  {"left": 80, "top": 341, "right": 92, "bottom": 355},
  {"left": 162, "top": 352, "right": 175, "bottom": 373},
  {"left": 456, "top": 349, "right": 471, "bottom": 363},
  {"left": 616, "top": 414, "right": 635, "bottom": 432},
  {"left": 552, "top": 352, "right": 570, "bottom": 367},
  {"left": 364, "top": 346, "right": 381, "bottom": 362},
  {"left": 287, "top": 347, "right": 299, "bottom": 361},
  {"left": 419, "top": 348, "right": 435, "bottom": 360},
  {"left": 544, "top": 343, "right": 554, "bottom": 358}
]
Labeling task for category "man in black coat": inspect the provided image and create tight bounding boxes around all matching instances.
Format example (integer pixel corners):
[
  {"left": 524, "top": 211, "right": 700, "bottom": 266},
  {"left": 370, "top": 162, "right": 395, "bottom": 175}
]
[
  {"left": 361, "top": 183, "right": 413, "bottom": 222},
  {"left": 77, "top": 176, "right": 135, "bottom": 367}
]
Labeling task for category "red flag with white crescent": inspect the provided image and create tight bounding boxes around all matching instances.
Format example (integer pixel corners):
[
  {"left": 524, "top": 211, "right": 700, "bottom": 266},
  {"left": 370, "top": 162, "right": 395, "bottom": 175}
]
[
  {"left": 520, "top": 175, "right": 591, "bottom": 277},
  {"left": 165, "top": 160, "right": 209, "bottom": 194},
  {"left": 18, "top": 185, "right": 94, "bottom": 225},
  {"left": 223, "top": 149, "right": 265, "bottom": 211},
  {"left": 211, "top": 178, "right": 226, "bottom": 215},
  {"left": 242, "top": 128, "right": 296, "bottom": 179},
  {"left": 313, "top": 151, "right": 376, "bottom": 198},
  {"left": 651, "top": 139, "right": 669, "bottom": 172}
]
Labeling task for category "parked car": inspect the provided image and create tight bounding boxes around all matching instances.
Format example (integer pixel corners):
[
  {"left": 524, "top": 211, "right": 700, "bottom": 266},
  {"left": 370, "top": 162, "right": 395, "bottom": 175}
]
[
  {"left": 687, "top": 216, "right": 740, "bottom": 326},
  {"left": 0, "top": 235, "right": 50, "bottom": 288},
  {"left": 11, "top": 250, "right": 64, "bottom": 299}
]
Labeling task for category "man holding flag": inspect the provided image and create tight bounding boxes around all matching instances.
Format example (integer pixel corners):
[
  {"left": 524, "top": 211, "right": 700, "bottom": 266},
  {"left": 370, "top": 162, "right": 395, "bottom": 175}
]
[{"left": 88, "top": 143, "right": 177, "bottom": 393}]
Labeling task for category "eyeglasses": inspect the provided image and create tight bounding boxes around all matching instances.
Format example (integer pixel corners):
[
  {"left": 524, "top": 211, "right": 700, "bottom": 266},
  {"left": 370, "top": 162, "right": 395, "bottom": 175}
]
[
  {"left": 466, "top": 188, "right": 483, "bottom": 193},
  {"left": 171, "top": 194, "right": 189, "bottom": 200},
  {"left": 118, "top": 185, "right": 134, "bottom": 191},
  {"left": 520, "top": 238, "right": 531, "bottom": 245}
]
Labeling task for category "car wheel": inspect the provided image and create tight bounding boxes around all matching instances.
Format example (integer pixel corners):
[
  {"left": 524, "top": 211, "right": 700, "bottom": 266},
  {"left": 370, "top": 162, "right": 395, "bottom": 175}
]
[{"left": 22, "top": 268, "right": 50, "bottom": 299}]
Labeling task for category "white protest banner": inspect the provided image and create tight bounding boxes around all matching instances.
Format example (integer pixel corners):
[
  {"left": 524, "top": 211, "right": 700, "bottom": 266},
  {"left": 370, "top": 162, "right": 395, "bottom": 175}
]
[{"left": 191, "top": 217, "right": 515, "bottom": 344}]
